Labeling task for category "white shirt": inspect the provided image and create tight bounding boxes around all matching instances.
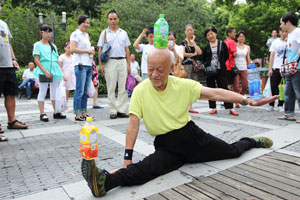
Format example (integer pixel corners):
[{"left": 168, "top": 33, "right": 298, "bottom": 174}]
[
  {"left": 130, "top": 61, "right": 140, "bottom": 78},
  {"left": 97, "top": 27, "right": 131, "bottom": 58},
  {"left": 287, "top": 28, "right": 300, "bottom": 65},
  {"left": 22, "top": 68, "right": 35, "bottom": 79},
  {"left": 70, "top": 29, "right": 92, "bottom": 66},
  {"left": 234, "top": 46, "right": 248, "bottom": 70},
  {"left": 135, "top": 44, "right": 154, "bottom": 74},
  {"left": 269, "top": 39, "right": 287, "bottom": 69}
]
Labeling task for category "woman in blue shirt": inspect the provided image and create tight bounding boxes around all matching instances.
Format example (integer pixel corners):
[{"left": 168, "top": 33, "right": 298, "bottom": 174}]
[{"left": 33, "top": 24, "right": 66, "bottom": 122}]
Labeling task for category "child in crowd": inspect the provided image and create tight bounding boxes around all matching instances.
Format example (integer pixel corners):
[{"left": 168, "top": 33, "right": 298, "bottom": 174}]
[
  {"left": 133, "top": 28, "right": 154, "bottom": 80},
  {"left": 58, "top": 41, "right": 75, "bottom": 112}
]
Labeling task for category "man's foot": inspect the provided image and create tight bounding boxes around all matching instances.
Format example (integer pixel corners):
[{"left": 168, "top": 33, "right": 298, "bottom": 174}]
[
  {"left": 235, "top": 103, "right": 240, "bottom": 108},
  {"left": 296, "top": 120, "right": 300, "bottom": 124},
  {"left": 117, "top": 112, "right": 129, "bottom": 118},
  {"left": 40, "top": 114, "right": 49, "bottom": 122},
  {"left": 81, "top": 159, "right": 107, "bottom": 197},
  {"left": 53, "top": 113, "right": 67, "bottom": 119},
  {"left": 0, "top": 135, "right": 8, "bottom": 142},
  {"left": 0, "top": 124, "right": 4, "bottom": 134},
  {"left": 110, "top": 114, "right": 117, "bottom": 119},
  {"left": 7, "top": 120, "right": 28, "bottom": 129},
  {"left": 278, "top": 115, "right": 296, "bottom": 121},
  {"left": 278, "top": 106, "right": 284, "bottom": 112},
  {"left": 229, "top": 109, "right": 239, "bottom": 116},
  {"left": 209, "top": 109, "right": 217, "bottom": 114},
  {"left": 266, "top": 106, "right": 274, "bottom": 111},
  {"left": 252, "top": 136, "right": 273, "bottom": 148}
]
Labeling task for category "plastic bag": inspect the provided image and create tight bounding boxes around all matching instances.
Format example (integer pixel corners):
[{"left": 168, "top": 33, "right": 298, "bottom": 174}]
[
  {"left": 126, "top": 74, "right": 137, "bottom": 92},
  {"left": 88, "top": 80, "right": 95, "bottom": 98},
  {"left": 55, "top": 82, "right": 67, "bottom": 113},
  {"left": 263, "top": 77, "right": 272, "bottom": 98},
  {"left": 278, "top": 77, "right": 286, "bottom": 101}
]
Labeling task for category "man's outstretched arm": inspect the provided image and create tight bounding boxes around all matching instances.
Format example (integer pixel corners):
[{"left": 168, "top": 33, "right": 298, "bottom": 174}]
[
  {"left": 200, "top": 86, "right": 279, "bottom": 106},
  {"left": 123, "top": 114, "right": 140, "bottom": 168}
]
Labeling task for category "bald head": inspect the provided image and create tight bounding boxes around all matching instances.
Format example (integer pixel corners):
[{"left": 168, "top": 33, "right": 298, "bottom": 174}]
[{"left": 147, "top": 48, "right": 173, "bottom": 91}]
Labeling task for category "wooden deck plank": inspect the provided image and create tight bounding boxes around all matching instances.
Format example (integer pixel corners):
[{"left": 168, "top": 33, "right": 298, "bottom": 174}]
[
  {"left": 191, "top": 179, "right": 237, "bottom": 200},
  {"left": 236, "top": 163, "right": 300, "bottom": 189},
  {"left": 258, "top": 156, "right": 300, "bottom": 175},
  {"left": 144, "top": 193, "right": 167, "bottom": 200},
  {"left": 253, "top": 158, "right": 300, "bottom": 176},
  {"left": 228, "top": 166, "right": 300, "bottom": 197},
  {"left": 196, "top": 176, "right": 252, "bottom": 199},
  {"left": 270, "top": 152, "right": 300, "bottom": 164},
  {"left": 174, "top": 184, "right": 213, "bottom": 200},
  {"left": 186, "top": 183, "right": 222, "bottom": 200},
  {"left": 245, "top": 160, "right": 300, "bottom": 182},
  {"left": 160, "top": 189, "right": 189, "bottom": 200},
  {"left": 221, "top": 169, "right": 300, "bottom": 200},
  {"left": 211, "top": 173, "right": 277, "bottom": 200}
]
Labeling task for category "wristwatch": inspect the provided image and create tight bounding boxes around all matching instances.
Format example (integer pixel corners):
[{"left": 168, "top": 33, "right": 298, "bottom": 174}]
[{"left": 241, "top": 96, "right": 249, "bottom": 106}]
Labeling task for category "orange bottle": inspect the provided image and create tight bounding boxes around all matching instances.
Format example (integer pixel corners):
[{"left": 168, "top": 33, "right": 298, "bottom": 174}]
[{"left": 80, "top": 117, "right": 98, "bottom": 160}]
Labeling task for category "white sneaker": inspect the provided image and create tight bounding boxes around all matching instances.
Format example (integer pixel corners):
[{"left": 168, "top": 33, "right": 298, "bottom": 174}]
[
  {"left": 278, "top": 106, "right": 284, "bottom": 112},
  {"left": 267, "top": 106, "right": 274, "bottom": 111}
]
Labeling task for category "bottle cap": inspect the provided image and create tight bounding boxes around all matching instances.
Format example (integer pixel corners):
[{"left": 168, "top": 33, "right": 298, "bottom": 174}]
[
  {"left": 160, "top": 14, "right": 164, "bottom": 18},
  {"left": 86, "top": 117, "right": 93, "bottom": 122}
]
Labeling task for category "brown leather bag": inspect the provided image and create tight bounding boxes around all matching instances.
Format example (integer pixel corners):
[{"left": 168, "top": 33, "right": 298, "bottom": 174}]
[{"left": 174, "top": 63, "right": 187, "bottom": 78}]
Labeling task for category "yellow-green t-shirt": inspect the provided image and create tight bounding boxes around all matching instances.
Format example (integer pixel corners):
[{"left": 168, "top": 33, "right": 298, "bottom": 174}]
[{"left": 129, "top": 76, "right": 202, "bottom": 136}]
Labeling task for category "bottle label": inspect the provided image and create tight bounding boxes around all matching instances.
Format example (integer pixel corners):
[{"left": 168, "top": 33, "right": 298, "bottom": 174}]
[
  {"left": 89, "top": 130, "right": 97, "bottom": 145},
  {"left": 159, "top": 24, "right": 168, "bottom": 35},
  {"left": 80, "top": 134, "right": 87, "bottom": 143}
]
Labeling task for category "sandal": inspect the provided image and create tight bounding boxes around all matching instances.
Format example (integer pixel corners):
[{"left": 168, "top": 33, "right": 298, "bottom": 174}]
[
  {"left": 75, "top": 116, "right": 85, "bottom": 121},
  {"left": 277, "top": 115, "right": 296, "bottom": 121},
  {"left": 7, "top": 120, "right": 28, "bottom": 129},
  {"left": 0, "top": 124, "right": 4, "bottom": 134},
  {"left": 0, "top": 135, "right": 8, "bottom": 142}
]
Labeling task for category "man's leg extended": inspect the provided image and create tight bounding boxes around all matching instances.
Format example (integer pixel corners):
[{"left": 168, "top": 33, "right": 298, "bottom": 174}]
[{"left": 81, "top": 149, "right": 184, "bottom": 197}]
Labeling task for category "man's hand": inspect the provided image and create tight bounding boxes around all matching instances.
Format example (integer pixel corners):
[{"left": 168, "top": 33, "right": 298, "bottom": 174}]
[
  {"left": 13, "top": 60, "right": 20, "bottom": 70},
  {"left": 268, "top": 69, "right": 273, "bottom": 77},
  {"left": 247, "top": 95, "right": 279, "bottom": 106},
  {"left": 142, "top": 28, "right": 148, "bottom": 37},
  {"left": 123, "top": 160, "right": 132, "bottom": 168},
  {"left": 127, "top": 64, "right": 131, "bottom": 74},
  {"left": 100, "top": 64, "right": 105, "bottom": 74}
]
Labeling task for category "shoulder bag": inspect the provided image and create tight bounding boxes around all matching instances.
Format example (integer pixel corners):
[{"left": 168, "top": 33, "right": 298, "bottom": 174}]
[
  {"left": 174, "top": 59, "right": 187, "bottom": 78},
  {"left": 280, "top": 46, "right": 299, "bottom": 76},
  {"left": 100, "top": 30, "right": 111, "bottom": 64},
  {"left": 39, "top": 42, "right": 54, "bottom": 82}
]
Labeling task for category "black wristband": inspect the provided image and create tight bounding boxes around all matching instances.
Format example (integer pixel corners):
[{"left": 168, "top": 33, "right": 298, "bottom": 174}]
[{"left": 124, "top": 149, "right": 133, "bottom": 160}]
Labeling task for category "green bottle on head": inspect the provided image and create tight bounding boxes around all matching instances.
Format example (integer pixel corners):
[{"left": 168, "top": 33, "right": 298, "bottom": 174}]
[{"left": 154, "top": 14, "right": 169, "bottom": 48}]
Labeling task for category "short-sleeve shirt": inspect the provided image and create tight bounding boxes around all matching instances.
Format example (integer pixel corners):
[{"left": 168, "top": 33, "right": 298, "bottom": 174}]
[
  {"left": 32, "top": 42, "right": 63, "bottom": 80},
  {"left": 269, "top": 39, "right": 286, "bottom": 69},
  {"left": 129, "top": 76, "right": 202, "bottom": 136},
  {"left": 287, "top": 28, "right": 300, "bottom": 68},
  {"left": 70, "top": 29, "right": 92, "bottom": 66},
  {"left": 22, "top": 69, "right": 35, "bottom": 79},
  {"left": 58, "top": 54, "right": 74, "bottom": 73},
  {"left": 97, "top": 27, "right": 131, "bottom": 58},
  {"left": 224, "top": 39, "right": 237, "bottom": 70},
  {"left": 267, "top": 37, "right": 278, "bottom": 49},
  {"left": 130, "top": 61, "right": 140, "bottom": 78},
  {"left": 0, "top": 20, "right": 13, "bottom": 68},
  {"left": 135, "top": 44, "right": 154, "bottom": 74}
]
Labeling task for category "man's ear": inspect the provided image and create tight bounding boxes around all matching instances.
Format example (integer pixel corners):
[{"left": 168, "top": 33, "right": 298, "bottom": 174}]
[{"left": 170, "top": 63, "right": 174, "bottom": 72}]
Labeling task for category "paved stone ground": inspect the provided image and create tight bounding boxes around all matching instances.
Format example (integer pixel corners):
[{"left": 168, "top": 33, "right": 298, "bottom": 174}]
[{"left": 0, "top": 96, "right": 299, "bottom": 199}]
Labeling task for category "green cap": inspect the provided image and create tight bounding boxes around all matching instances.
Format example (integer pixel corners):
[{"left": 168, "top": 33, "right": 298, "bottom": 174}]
[
  {"left": 86, "top": 117, "right": 93, "bottom": 122},
  {"left": 160, "top": 14, "right": 164, "bottom": 18}
]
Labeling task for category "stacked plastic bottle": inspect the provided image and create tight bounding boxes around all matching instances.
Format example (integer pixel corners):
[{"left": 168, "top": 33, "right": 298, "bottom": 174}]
[
  {"left": 154, "top": 14, "right": 169, "bottom": 48},
  {"left": 80, "top": 117, "right": 99, "bottom": 160},
  {"left": 247, "top": 64, "right": 262, "bottom": 99}
]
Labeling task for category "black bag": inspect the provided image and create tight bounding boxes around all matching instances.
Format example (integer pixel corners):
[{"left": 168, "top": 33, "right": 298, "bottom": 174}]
[
  {"left": 204, "top": 66, "right": 218, "bottom": 77},
  {"left": 39, "top": 74, "right": 53, "bottom": 82},
  {"left": 232, "top": 65, "right": 240, "bottom": 75},
  {"left": 192, "top": 59, "right": 202, "bottom": 72}
]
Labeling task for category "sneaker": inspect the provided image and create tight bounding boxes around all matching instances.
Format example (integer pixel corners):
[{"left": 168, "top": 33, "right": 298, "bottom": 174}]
[
  {"left": 110, "top": 114, "right": 117, "bottom": 119},
  {"left": 252, "top": 136, "right": 273, "bottom": 148},
  {"left": 81, "top": 159, "right": 107, "bottom": 197},
  {"left": 40, "top": 113, "right": 49, "bottom": 122},
  {"left": 278, "top": 106, "right": 284, "bottom": 112},
  {"left": 266, "top": 106, "right": 274, "bottom": 111},
  {"left": 53, "top": 113, "right": 66, "bottom": 119},
  {"left": 117, "top": 112, "right": 129, "bottom": 118}
]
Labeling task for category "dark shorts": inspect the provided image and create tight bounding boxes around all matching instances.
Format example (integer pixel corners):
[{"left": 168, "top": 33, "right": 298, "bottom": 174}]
[{"left": 0, "top": 68, "right": 18, "bottom": 97}]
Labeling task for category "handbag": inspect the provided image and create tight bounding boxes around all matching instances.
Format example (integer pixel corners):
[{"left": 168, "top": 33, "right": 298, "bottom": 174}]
[
  {"left": 174, "top": 63, "right": 187, "bottom": 78},
  {"left": 280, "top": 46, "right": 299, "bottom": 76},
  {"left": 126, "top": 74, "right": 137, "bottom": 92},
  {"left": 231, "top": 64, "right": 240, "bottom": 75},
  {"left": 100, "top": 30, "right": 111, "bottom": 64},
  {"left": 204, "top": 66, "right": 218, "bottom": 77}
]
